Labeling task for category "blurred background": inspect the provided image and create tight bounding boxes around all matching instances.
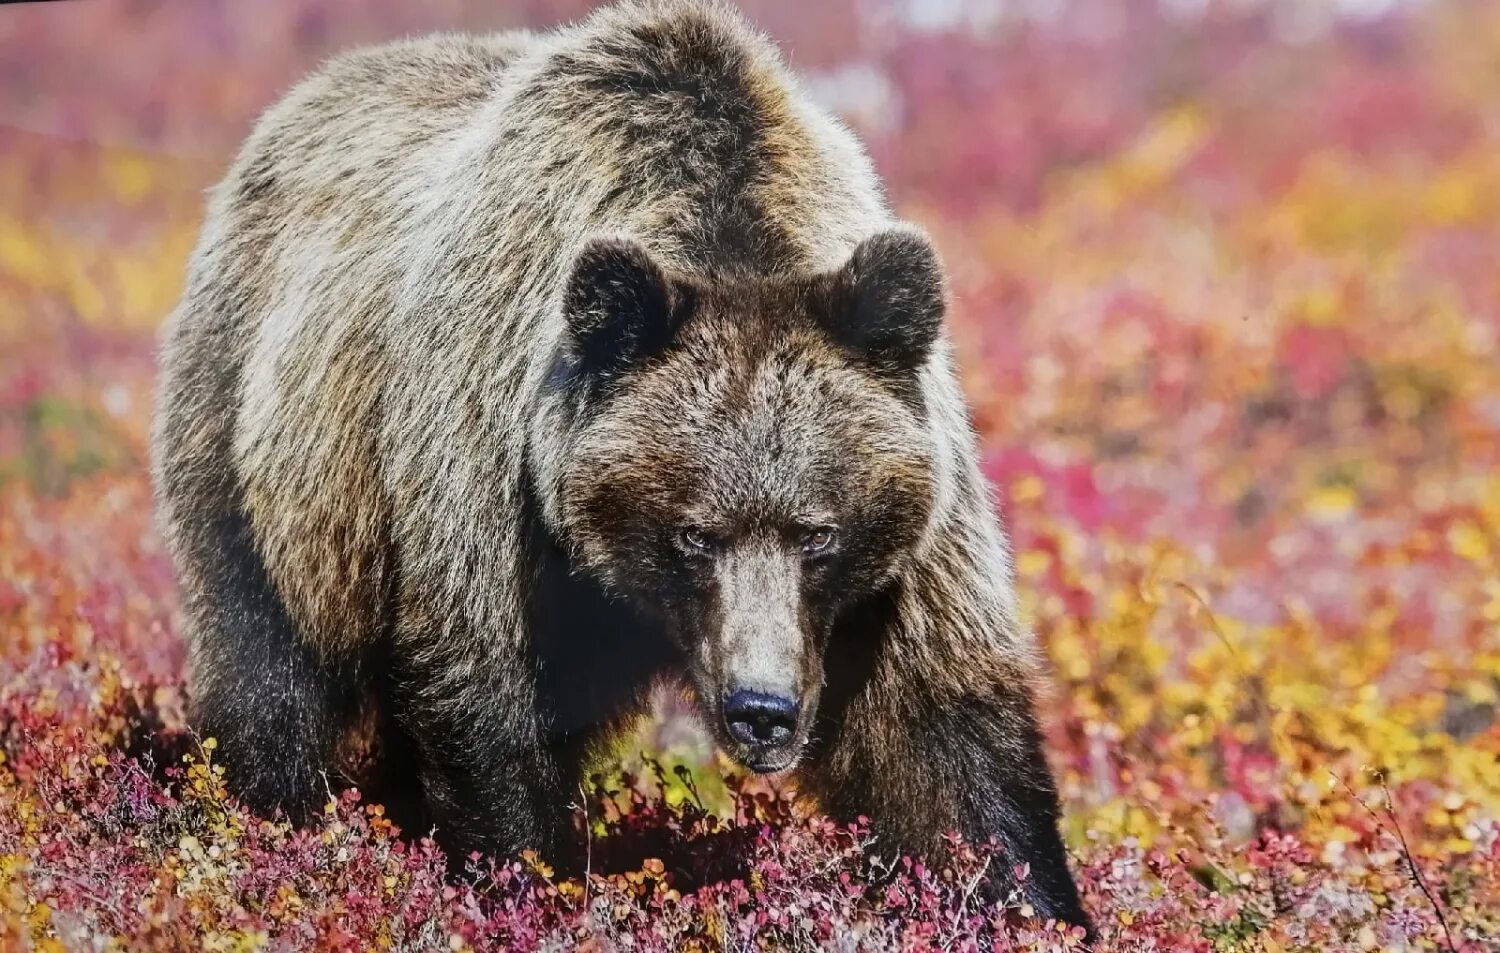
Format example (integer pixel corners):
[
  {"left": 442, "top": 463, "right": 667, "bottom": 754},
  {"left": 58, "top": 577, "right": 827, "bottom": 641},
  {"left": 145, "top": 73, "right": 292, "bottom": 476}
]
[{"left": 1, "top": 2, "right": 1498, "bottom": 938}]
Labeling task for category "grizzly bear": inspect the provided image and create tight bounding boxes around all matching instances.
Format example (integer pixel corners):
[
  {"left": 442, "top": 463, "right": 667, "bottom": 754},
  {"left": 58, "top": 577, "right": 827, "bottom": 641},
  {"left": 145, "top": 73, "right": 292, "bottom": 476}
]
[{"left": 151, "top": 0, "right": 1088, "bottom": 929}]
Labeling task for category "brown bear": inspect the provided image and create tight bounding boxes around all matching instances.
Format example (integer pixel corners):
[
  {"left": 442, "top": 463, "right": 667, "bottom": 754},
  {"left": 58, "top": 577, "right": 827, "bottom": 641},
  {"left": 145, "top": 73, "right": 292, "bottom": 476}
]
[{"left": 151, "top": 0, "right": 1089, "bottom": 929}]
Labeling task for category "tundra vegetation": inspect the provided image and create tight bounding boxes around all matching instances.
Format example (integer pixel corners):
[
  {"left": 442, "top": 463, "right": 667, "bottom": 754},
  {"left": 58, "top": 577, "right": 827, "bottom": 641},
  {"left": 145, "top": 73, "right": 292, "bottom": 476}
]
[{"left": 1, "top": 0, "right": 1497, "bottom": 950}]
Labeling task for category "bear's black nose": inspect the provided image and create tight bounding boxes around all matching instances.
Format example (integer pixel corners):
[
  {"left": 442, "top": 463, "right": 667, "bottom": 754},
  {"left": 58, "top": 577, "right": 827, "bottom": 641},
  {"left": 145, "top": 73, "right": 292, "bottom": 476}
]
[{"left": 723, "top": 690, "right": 798, "bottom": 747}]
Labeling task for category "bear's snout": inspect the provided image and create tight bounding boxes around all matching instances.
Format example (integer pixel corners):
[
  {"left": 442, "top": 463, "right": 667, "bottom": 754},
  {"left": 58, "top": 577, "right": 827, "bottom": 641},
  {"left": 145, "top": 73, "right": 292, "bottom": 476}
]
[{"left": 723, "top": 690, "right": 799, "bottom": 751}]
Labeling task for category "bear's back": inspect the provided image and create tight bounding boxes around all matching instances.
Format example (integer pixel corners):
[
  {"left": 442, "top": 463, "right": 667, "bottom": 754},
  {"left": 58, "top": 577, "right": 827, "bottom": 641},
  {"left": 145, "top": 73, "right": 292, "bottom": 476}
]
[{"left": 159, "top": 32, "right": 533, "bottom": 655}]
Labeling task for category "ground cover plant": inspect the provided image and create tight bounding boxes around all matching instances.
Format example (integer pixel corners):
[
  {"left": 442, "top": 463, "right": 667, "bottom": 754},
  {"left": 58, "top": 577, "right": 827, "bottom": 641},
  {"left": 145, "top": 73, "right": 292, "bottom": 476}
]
[{"left": 1, "top": 0, "right": 1498, "bottom": 949}]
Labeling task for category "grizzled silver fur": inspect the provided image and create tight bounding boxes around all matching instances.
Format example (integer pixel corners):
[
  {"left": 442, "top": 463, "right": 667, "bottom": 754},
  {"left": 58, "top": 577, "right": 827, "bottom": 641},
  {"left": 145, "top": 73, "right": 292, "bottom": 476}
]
[{"left": 152, "top": 0, "right": 1088, "bottom": 930}]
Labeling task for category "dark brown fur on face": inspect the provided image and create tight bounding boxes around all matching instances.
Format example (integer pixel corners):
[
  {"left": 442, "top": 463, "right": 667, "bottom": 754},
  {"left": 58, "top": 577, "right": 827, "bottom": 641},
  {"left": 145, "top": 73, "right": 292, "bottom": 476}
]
[
  {"left": 558, "top": 251, "right": 940, "bottom": 773},
  {"left": 151, "top": 0, "right": 1090, "bottom": 934}
]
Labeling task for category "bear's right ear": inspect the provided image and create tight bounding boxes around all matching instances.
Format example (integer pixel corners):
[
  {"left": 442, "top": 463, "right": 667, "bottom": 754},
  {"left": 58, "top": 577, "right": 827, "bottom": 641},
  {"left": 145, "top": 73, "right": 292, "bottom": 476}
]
[{"left": 562, "top": 236, "right": 684, "bottom": 384}]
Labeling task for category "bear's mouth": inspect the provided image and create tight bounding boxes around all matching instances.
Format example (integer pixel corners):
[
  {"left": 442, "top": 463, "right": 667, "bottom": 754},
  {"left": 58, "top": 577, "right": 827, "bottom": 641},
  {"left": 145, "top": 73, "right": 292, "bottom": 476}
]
[{"left": 730, "top": 740, "right": 802, "bottom": 775}]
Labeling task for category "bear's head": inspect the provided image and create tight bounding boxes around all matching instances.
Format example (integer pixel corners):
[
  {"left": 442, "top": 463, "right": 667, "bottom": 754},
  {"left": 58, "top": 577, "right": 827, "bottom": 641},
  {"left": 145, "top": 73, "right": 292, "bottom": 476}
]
[{"left": 554, "top": 228, "right": 945, "bottom": 774}]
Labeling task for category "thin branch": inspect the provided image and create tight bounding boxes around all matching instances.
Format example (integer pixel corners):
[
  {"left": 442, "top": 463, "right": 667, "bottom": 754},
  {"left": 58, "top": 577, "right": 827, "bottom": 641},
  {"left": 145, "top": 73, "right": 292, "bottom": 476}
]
[
  {"left": 1334, "top": 771, "right": 1459, "bottom": 953},
  {"left": 577, "top": 782, "right": 594, "bottom": 914},
  {"left": 943, "top": 853, "right": 992, "bottom": 947},
  {"left": 1170, "top": 580, "right": 1243, "bottom": 668},
  {"left": 1169, "top": 580, "right": 1305, "bottom": 769}
]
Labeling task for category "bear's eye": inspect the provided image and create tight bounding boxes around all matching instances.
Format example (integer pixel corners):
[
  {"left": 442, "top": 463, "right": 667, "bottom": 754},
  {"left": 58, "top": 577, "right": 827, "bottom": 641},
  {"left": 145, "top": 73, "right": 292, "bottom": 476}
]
[
  {"left": 801, "top": 527, "right": 837, "bottom": 556},
  {"left": 680, "top": 527, "right": 715, "bottom": 555}
]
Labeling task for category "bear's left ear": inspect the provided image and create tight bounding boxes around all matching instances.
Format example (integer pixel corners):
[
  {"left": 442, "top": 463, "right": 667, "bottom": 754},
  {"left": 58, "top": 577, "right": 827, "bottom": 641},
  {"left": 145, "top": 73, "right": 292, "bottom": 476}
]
[
  {"left": 822, "top": 227, "right": 946, "bottom": 375},
  {"left": 562, "top": 236, "right": 686, "bottom": 384}
]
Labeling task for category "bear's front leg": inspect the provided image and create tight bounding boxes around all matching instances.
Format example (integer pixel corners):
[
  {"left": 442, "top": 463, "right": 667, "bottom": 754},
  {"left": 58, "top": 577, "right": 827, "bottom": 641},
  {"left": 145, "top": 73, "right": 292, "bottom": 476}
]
[
  {"left": 390, "top": 611, "right": 571, "bottom": 867},
  {"left": 802, "top": 546, "right": 1091, "bottom": 934},
  {"left": 809, "top": 677, "right": 1089, "bottom": 930}
]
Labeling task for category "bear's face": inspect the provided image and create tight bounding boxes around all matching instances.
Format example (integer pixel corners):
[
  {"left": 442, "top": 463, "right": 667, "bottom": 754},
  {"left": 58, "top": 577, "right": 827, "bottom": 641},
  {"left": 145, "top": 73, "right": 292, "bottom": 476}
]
[{"left": 555, "top": 230, "right": 944, "bottom": 774}]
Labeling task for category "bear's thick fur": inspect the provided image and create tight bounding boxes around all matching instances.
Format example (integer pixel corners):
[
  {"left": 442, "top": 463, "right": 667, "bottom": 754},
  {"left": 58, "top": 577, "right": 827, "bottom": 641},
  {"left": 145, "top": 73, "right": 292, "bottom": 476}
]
[{"left": 152, "top": 0, "right": 1087, "bottom": 928}]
